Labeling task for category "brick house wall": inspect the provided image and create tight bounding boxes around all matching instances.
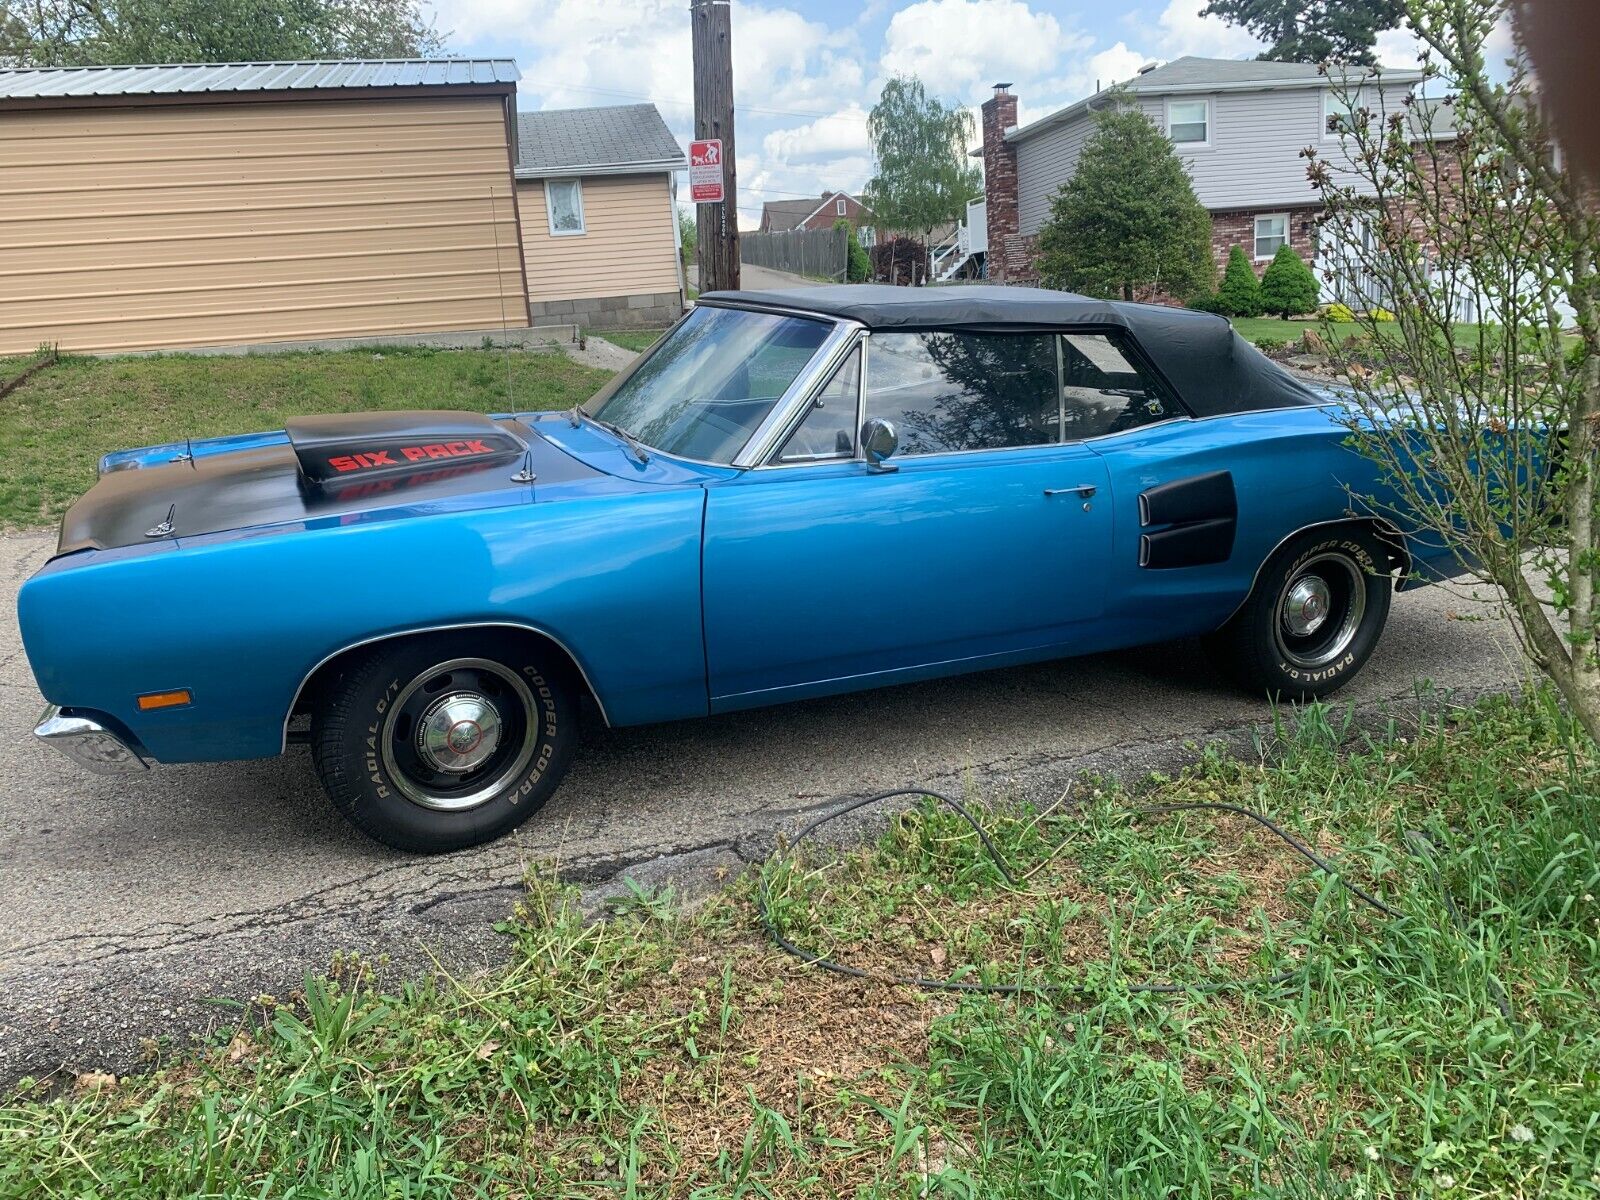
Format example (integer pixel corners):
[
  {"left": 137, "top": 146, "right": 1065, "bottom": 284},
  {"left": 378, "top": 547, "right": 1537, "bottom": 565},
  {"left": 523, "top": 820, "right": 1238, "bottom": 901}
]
[
  {"left": 1209, "top": 206, "right": 1321, "bottom": 278},
  {"left": 798, "top": 192, "right": 873, "bottom": 231}
]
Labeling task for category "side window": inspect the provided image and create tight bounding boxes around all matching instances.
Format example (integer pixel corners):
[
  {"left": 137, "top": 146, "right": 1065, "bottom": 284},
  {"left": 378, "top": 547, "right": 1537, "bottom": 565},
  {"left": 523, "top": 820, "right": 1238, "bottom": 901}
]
[
  {"left": 1058, "top": 333, "right": 1176, "bottom": 439},
  {"left": 865, "top": 332, "right": 1058, "bottom": 455},
  {"left": 776, "top": 347, "right": 859, "bottom": 463}
]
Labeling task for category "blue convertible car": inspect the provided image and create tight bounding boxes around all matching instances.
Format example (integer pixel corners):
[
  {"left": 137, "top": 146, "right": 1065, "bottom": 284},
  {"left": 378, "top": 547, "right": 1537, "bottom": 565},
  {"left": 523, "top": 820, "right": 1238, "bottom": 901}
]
[{"left": 20, "top": 286, "right": 1455, "bottom": 851}]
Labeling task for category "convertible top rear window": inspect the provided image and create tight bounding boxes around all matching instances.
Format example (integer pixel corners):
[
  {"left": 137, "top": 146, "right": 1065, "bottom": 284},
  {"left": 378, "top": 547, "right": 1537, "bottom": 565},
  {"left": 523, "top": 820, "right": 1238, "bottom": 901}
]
[{"left": 585, "top": 306, "right": 831, "bottom": 463}]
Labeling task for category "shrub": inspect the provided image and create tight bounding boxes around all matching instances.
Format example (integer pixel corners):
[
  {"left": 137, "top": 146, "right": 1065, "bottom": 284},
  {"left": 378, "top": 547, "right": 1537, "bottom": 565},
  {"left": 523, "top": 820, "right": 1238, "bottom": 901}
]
[
  {"left": 1323, "top": 302, "right": 1356, "bottom": 322},
  {"left": 1188, "top": 292, "right": 1227, "bottom": 314},
  {"left": 1216, "top": 246, "right": 1263, "bottom": 317},
  {"left": 834, "top": 218, "right": 871, "bottom": 283},
  {"left": 870, "top": 236, "right": 929, "bottom": 286},
  {"left": 1370, "top": 306, "right": 1397, "bottom": 322},
  {"left": 1253, "top": 335, "right": 1289, "bottom": 353},
  {"left": 1258, "top": 245, "right": 1319, "bottom": 317}
]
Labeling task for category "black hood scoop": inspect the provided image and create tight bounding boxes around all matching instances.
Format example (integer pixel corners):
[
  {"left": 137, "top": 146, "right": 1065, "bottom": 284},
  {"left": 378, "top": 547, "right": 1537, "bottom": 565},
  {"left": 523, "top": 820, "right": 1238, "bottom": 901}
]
[{"left": 285, "top": 410, "right": 526, "bottom": 492}]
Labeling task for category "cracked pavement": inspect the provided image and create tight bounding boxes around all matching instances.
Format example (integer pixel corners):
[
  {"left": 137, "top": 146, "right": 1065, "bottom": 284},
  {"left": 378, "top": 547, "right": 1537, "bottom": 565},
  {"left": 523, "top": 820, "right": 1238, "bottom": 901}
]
[{"left": 0, "top": 528, "right": 1527, "bottom": 1083}]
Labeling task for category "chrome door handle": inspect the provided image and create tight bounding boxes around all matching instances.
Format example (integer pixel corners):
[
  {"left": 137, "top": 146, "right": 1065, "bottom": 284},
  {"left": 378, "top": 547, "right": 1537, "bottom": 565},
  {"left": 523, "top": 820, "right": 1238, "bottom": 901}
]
[{"left": 1044, "top": 485, "right": 1097, "bottom": 498}]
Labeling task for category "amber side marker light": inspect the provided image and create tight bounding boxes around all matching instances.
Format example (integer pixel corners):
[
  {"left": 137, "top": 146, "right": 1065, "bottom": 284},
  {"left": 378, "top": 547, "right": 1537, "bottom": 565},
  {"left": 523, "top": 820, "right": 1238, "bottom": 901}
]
[{"left": 136, "top": 689, "right": 192, "bottom": 711}]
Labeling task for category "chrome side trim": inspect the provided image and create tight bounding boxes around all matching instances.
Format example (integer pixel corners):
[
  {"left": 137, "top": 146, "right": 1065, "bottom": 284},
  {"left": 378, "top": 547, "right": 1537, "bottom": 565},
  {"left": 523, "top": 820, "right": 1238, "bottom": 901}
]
[
  {"left": 281, "top": 621, "right": 613, "bottom": 752},
  {"left": 1220, "top": 516, "right": 1413, "bottom": 627},
  {"left": 34, "top": 704, "right": 150, "bottom": 774},
  {"left": 731, "top": 319, "right": 866, "bottom": 468}
]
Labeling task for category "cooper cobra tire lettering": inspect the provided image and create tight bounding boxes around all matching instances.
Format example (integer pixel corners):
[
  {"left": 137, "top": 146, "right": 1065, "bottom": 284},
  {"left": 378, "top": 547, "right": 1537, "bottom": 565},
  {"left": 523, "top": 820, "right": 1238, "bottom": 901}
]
[
  {"left": 311, "top": 634, "right": 580, "bottom": 853},
  {"left": 1204, "top": 525, "right": 1392, "bottom": 704}
]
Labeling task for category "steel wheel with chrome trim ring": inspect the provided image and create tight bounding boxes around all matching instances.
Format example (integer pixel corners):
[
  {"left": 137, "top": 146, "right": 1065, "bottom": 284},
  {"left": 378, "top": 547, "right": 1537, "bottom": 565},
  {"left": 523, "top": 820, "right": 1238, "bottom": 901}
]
[
  {"left": 311, "top": 633, "right": 580, "bottom": 853},
  {"left": 1207, "top": 526, "right": 1393, "bottom": 702}
]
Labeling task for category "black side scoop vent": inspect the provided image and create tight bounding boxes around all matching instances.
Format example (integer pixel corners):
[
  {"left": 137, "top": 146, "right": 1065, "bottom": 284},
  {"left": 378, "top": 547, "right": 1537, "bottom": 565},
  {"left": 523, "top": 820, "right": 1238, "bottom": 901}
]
[
  {"left": 285, "top": 410, "right": 525, "bottom": 492},
  {"left": 1138, "top": 470, "right": 1239, "bottom": 569}
]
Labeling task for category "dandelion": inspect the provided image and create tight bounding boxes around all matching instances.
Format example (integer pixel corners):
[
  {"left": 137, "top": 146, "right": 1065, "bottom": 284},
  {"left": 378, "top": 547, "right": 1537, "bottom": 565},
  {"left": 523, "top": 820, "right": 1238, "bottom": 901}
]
[
  {"left": 1510, "top": 1124, "right": 1534, "bottom": 1144},
  {"left": 1365, "top": 1146, "right": 1380, "bottom": 1162}
]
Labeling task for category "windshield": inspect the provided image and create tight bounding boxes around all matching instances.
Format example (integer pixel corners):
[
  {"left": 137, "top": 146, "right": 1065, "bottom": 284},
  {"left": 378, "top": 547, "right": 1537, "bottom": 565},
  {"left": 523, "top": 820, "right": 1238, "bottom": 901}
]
[{"left": 584, "top": 305, "right": 833, "bottom": 463}]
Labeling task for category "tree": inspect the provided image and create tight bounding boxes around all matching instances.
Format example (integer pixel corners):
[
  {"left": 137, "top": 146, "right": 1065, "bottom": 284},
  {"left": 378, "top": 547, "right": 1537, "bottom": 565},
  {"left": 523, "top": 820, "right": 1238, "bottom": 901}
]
[
  {"left": 0, "top": 0, "right": 443, "bottom": 66},
  {"left": 1259, "top": 244, "right": 1320, "bottom": 316},
  {"left": 834, "top": 218, "right": 870, "bottom": 283},
  {"left": 1311, "top": 0, "right": 1600, "bottom": 741},
  {"left": 864, "top": 76, "right": 980, "bottom": 258},
  {"left": 1202, "top": 0, "right": 1407, "bottom": 65},
  {"left": 1034, "top": 102, "right": 1213, "bottom": 302},
  {"left": 678, "top": 207, "right": 698, "bottom": 269},
  {"left": 1216, "top": 246, "right": 1264, "bottom": 316}
]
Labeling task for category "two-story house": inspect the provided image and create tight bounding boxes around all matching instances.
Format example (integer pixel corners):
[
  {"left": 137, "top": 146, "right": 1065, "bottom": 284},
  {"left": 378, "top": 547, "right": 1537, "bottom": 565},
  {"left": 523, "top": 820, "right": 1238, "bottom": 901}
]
[{"left": 980, "top": 57, "right": 1426, "bottom": 292}]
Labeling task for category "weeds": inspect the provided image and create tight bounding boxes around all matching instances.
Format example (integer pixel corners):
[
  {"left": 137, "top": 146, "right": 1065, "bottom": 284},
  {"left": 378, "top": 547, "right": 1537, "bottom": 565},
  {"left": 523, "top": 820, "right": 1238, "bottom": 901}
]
[{"left": 3, "top": 692, "right": 1598, "bottom": 1197}]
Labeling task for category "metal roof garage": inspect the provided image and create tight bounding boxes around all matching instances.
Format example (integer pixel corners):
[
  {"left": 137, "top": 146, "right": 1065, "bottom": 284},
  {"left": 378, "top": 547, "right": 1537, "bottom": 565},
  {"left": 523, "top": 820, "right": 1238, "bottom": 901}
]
[{"left": 0, "top": 60, "right": 530, "bottom": 355}]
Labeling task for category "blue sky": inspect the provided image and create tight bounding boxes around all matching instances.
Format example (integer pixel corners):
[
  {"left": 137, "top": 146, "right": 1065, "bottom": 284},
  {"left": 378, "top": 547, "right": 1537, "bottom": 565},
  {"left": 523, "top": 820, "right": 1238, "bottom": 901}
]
[{"left": 422, "top": 0, "right": 1421, "bottom": 226}]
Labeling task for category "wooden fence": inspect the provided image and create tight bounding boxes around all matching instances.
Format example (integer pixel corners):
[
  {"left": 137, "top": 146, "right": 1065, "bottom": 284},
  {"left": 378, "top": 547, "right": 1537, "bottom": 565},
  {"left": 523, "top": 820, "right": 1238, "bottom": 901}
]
[{"left": 740, "top": 227, "right": 847, "bottom": 280}]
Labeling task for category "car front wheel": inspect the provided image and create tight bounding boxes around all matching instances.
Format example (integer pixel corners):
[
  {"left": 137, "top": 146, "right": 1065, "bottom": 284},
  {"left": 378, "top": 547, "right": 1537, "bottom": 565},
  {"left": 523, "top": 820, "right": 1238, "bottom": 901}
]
[
  {"left": 1209, "top": 526, "right": 1393, "bottom": 702},
  {"left": 311, "top": 632, "right": 579, "bottom": 853}
]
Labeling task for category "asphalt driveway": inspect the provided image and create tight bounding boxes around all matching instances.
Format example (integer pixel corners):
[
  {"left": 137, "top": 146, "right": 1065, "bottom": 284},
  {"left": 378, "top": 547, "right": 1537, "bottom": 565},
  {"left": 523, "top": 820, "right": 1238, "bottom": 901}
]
[{"left": 0, "top": 527, "right": 1525, "bottom": 1082}]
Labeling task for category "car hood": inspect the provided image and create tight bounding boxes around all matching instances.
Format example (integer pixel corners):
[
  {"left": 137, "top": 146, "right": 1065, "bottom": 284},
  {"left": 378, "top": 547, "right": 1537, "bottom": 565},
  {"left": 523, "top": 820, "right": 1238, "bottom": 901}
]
[{"left": 54, "top": 411, "right": 696, "bottom": 557}]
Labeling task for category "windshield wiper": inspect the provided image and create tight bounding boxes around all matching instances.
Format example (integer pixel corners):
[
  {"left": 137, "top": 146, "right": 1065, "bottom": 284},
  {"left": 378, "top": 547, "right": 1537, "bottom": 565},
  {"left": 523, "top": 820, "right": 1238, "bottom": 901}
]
[{"left": 591, "top": 416, "right": 650, "bottom": 465}]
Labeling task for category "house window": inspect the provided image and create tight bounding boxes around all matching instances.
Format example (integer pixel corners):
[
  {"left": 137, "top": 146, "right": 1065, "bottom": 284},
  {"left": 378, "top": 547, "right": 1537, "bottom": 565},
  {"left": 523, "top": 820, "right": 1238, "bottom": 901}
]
[
  {"left": 1166, "top": 98, "right": 1209, "bottom": 145},
  {"left": 1254, "top": 213, "right": 1289, "bottom": 259},
  {"left": 545, "top": 179, "right": 585, "bottom": 236},
  {"left": 1323, "top": 89, "right": 1361, "bottom": 137},
  {"left": 835, "top": 196, "right": 847, "bottom": 216},
  {"left": 857, "top": 225, "right": 876, "bottom": 248}
]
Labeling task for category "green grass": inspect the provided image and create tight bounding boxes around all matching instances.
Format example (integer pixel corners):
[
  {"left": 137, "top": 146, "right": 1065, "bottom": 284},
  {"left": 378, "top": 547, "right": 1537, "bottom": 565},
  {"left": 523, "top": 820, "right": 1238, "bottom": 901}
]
[
  {"left": 5, "top": 692, "right": 1599, "bottom": 1197},
  {"left": 1230, "top": 317, "right": 1516, "bottom": 350},
  {"left": 0, "top": 346, "right": 613, "bottom": 529},
  {"left": 593, "top": 329, "right": 668, "bottom": 354}
]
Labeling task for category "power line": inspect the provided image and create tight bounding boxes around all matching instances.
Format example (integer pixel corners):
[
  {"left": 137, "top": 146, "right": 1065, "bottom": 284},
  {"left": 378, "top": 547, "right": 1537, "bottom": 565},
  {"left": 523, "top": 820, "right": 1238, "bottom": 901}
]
[{"left": 531, "top": 80, "right": 868, "bottom": 124}]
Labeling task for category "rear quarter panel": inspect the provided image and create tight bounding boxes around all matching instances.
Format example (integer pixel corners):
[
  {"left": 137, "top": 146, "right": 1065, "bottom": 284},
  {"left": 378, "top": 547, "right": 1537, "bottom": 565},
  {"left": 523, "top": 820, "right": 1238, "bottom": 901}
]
[
  {"left": 19, "top": 491, "right": 708, "bottom": 763},
  {"left": 1092, "top": 406, "right": 1397, "bottom": 633}
]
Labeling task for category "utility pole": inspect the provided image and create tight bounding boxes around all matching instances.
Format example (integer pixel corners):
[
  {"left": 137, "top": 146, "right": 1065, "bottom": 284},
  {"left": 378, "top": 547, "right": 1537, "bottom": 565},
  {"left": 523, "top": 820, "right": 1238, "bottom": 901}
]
[{"left": 691, "top": 0, "right": 739, "bottom": 291}]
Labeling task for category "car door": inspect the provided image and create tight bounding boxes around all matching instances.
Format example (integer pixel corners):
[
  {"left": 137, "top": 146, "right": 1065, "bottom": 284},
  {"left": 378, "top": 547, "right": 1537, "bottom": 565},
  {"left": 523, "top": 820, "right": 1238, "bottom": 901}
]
[{"left": 701, "top": 330, "right": 1114, "bottom": 711}]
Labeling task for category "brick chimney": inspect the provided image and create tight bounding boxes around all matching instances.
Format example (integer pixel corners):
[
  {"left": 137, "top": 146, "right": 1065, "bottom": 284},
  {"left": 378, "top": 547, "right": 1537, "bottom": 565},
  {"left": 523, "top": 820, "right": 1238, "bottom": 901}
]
[{"left": 981, "top": 83, "right": 1023, "bottom": 283}]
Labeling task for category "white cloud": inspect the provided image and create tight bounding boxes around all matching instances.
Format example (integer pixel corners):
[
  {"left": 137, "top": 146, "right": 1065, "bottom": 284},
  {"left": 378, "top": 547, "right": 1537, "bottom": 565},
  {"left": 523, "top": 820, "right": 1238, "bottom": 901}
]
[
  {"left": 880, "top": 0, "right": 1088, "bottom": 100},
  {"left": 761, "top": 106, "right": 872, "bottom": 162},
  {"left": 1373, "top": 26, "right": 1424, "bottom": 70},
  {"left": 1153, "top": 0, "right": 1264, "bottom": 59}
]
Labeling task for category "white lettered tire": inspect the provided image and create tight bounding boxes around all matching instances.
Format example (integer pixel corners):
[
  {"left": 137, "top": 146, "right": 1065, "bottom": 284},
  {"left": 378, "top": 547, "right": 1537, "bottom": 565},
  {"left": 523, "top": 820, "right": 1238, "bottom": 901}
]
[
  {"left": 311, "top": 632, "right": 579, "bottom": 853},
  {"left": 1208, "top": 526, "right": 1393, "bottom": 701}
]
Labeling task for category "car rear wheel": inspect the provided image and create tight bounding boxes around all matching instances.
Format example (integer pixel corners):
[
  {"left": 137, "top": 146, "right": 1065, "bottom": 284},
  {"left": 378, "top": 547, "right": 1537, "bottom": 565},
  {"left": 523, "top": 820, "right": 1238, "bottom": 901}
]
[
  {"left": 311, "top": 632, "right": 579, "bottom": 853},
  {"left": 1208, "top": 526, "right": 1393, "bottom": 702}
]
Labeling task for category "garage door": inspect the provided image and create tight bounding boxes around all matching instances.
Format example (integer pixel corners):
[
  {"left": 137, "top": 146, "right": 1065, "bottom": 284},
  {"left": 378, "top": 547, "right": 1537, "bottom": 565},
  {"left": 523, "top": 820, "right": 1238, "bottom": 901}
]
[{"left": 0, "top": 95, "right": 528, "bottom": 354}]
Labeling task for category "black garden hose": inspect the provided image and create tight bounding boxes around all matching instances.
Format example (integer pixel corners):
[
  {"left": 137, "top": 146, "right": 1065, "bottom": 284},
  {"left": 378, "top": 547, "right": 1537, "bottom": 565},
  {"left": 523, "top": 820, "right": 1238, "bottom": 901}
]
[{"left": 757, "top": 788, "right": 1508, "bottom": 1015}]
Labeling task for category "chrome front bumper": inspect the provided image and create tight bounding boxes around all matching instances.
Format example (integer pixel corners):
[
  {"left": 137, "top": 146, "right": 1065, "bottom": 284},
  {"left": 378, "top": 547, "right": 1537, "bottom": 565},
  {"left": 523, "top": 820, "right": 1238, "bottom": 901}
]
[{"left": 34, "top": 705, "right": 150, "bottom": 774}]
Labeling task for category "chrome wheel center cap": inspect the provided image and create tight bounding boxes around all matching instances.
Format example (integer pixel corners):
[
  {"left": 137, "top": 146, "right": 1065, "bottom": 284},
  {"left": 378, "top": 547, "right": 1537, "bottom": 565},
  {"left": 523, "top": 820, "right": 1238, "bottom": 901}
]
[
  {"left": 1284, "top": 576, "right": 1332, "bottom": 637},
  {"left": 416, "top": 692, "right": 502, "bottom": 774}
]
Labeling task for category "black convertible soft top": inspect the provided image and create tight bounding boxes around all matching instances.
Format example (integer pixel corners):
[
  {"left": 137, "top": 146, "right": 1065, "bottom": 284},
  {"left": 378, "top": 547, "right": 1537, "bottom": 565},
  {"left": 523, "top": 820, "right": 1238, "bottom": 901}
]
[{"left": 700, "top": 284, "right": 1322, "bottom": 419}]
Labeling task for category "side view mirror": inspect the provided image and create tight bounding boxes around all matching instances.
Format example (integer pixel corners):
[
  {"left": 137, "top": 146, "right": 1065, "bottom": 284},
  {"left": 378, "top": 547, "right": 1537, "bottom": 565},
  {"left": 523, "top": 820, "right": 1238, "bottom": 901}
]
[{"left": 861, "top": 416, "right": 899, "bottom": 472}]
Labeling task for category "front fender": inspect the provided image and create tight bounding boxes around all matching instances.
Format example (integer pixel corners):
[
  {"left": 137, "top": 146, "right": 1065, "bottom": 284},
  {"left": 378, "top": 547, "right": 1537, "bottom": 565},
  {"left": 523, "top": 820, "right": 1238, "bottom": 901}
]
[{"left": 19, "top": 490, "right": 708, "bottom": 763}]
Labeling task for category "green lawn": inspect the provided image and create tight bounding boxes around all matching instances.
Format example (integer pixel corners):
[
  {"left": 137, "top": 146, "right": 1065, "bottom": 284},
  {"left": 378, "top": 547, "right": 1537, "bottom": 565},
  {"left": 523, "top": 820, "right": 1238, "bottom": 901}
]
[
  {"left": 5, "top": 692, "right": 1597, "bottom": 1197},
  {"left": 593, "top": 329, "right": 667, "bottom": 354},
  {"left": 0, "top": 346, "right": 612, "bottom": 529},
  {"left": 1230, "top": 317, "right": 1509, "bottom": 349}
]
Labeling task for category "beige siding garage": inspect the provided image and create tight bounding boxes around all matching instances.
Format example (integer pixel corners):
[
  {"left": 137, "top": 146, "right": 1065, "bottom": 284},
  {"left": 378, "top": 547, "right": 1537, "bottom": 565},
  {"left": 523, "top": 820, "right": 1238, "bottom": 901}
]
[
  {"left": 518, "top": 174, "right": 679, "bottom": 301},
  {"left": 0, "top": 66, "right": 528, "bottom": 355}
]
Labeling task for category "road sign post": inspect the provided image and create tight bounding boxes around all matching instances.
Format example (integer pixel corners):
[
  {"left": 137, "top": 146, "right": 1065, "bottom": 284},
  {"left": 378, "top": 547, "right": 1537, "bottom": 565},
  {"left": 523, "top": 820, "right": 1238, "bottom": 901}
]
[{"left": 691, "top": 0, "right": 739, "bottom": 292}]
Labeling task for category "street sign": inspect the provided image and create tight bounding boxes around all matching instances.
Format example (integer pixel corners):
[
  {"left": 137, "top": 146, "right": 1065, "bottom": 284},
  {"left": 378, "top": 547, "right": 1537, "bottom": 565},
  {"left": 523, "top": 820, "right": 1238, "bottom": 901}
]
[{"left": 689, "top": 138, "right": 724, "bottom": 203}]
